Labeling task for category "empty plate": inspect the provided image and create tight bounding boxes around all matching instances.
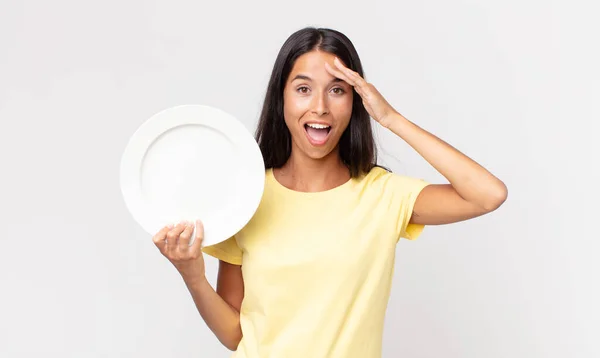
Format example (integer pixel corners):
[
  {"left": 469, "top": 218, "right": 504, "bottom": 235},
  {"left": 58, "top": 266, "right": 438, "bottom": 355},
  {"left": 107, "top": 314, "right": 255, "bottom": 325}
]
[{"left": 120, "top": 104, "right": 265, "bottom": 246}]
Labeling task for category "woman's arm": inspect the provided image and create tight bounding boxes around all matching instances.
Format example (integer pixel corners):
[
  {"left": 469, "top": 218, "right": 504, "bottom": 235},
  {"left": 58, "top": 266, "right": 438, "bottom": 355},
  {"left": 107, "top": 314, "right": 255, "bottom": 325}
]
[
  {"left": 385, "top": 113, "right": 508, "bottom": 225},
  {"left": 153, "top": 222, "right": 244, "bottom": 351},
  {"left": 184, "top": 262, "right": 244, "bottom": 351},
  {"left": 324, "top": 58, "right": 507, "bottom": 225}
]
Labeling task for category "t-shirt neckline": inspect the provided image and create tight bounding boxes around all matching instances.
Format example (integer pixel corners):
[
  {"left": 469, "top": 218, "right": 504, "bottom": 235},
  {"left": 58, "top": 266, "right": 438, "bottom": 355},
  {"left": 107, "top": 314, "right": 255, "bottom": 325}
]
[{"left": 267, "top": 168, "right": 356, "bottom": 197}]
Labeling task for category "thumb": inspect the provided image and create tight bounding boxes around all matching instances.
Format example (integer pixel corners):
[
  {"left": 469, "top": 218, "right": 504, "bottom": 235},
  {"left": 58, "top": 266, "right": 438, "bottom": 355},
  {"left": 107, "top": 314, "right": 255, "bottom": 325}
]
[{"left": 190, "top": 219, "right": 205, "bottom": 253}]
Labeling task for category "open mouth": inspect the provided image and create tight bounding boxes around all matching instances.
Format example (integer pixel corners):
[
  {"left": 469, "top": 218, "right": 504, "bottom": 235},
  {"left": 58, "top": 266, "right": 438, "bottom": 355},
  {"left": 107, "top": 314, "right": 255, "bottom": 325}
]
[{"left": 304, "top": 123, "right": 332, "bottom": 146}]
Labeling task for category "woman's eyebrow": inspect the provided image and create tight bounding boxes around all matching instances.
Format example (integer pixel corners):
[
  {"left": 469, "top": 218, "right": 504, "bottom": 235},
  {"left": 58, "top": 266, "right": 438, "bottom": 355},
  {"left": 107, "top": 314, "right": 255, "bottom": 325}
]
[{"left": 291, "top": 74, "right": 344, "bottom": 84}]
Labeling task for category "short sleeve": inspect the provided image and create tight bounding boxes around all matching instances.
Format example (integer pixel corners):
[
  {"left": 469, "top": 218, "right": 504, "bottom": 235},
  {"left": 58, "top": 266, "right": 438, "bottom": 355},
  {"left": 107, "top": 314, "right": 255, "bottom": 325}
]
[
  {"left": 201, "top": 236, "right": 243, "bottom": 265},
  {"left": 387, "top": 173, "right": 430, "bottom": 241}
]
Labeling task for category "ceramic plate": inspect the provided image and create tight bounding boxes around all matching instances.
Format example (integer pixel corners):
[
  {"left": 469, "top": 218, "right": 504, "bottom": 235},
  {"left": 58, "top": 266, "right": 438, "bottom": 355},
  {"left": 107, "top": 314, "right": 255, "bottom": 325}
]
[{"left": 120, "top": 104, "right": 265, "bottom": 246}]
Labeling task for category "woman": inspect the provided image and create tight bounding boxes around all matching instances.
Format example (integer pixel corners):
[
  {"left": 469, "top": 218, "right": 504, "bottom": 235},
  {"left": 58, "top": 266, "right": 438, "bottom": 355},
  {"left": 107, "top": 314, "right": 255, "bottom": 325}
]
[{"left": 152, "top": 27, "right": 507, "bottom": 357}]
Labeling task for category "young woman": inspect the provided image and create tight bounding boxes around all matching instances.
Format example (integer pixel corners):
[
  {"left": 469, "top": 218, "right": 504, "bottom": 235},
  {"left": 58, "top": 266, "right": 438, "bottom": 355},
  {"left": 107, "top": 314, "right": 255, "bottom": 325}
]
[{"left": 152, "top": 27, "right": 507, "bottom": 357}]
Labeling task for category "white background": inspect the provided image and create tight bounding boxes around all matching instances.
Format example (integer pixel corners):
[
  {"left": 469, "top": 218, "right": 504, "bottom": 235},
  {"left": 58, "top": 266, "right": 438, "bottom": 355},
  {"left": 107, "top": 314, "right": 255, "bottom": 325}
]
[{"left": 1, "top": 0, "right": 598, "bottom": 357}]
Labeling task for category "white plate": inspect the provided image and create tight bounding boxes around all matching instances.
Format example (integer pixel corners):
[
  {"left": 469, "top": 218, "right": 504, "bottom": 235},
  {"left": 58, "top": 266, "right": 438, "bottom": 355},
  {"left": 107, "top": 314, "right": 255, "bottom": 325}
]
[{"left": 120, "top": 104, "right": 265, "bottom": 246}]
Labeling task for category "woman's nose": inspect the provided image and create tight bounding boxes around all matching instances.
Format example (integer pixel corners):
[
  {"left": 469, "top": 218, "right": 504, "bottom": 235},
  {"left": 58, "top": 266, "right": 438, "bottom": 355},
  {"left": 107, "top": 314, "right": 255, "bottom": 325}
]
[{"left": 311, "top": 92, "right": 329, "bottom": 116}]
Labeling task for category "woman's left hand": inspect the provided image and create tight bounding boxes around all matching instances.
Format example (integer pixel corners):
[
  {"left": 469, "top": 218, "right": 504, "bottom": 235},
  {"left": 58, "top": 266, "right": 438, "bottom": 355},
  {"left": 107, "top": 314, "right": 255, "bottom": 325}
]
[{"left": 325, "top": 57, "right": 399, "bottom": 128}]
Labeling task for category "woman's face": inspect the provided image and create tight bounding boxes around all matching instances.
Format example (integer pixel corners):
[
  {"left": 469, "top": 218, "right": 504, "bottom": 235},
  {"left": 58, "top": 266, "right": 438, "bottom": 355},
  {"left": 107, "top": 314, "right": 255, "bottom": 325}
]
[{"left": 282, "top": 50, "right": 354, "bottom": 160}]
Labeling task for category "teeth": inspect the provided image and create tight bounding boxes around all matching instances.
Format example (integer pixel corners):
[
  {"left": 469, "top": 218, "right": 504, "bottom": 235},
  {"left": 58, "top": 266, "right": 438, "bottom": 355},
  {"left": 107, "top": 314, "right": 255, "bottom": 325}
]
[{"left": 306, "top": 123, "right": 330, "bottom": 129}]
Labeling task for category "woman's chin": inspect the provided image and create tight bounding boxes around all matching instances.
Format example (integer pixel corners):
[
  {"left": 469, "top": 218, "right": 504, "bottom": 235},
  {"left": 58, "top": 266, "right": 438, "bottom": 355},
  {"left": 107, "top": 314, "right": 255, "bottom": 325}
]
[{"left": 302, "top": 144, "right": 339, "bottom": 160}]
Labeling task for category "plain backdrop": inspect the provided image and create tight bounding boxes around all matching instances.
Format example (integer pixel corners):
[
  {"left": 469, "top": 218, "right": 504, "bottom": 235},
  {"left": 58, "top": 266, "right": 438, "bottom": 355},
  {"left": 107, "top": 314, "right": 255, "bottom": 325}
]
[{"left": 1, "top": 0, "right": 598, "bottom": 357}]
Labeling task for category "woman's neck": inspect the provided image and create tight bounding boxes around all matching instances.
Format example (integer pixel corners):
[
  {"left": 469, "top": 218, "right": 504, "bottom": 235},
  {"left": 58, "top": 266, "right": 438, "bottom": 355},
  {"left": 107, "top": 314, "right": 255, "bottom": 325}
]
[{"left": 274, "top": 149, "right": 350, "bottom": 192}]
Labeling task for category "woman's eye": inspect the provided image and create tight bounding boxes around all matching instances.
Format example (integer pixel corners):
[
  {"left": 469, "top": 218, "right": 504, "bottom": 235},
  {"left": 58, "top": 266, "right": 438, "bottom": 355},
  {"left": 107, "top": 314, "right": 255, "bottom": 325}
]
[{"left": 296, "top": 87, "right": 345, "bottom": 95}]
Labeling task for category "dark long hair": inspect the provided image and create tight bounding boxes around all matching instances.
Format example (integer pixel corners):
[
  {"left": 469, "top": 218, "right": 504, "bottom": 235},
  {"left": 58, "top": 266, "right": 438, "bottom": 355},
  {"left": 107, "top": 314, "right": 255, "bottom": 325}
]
[{"left": 254, "top": 27, "right": 378, "bottom": 178}]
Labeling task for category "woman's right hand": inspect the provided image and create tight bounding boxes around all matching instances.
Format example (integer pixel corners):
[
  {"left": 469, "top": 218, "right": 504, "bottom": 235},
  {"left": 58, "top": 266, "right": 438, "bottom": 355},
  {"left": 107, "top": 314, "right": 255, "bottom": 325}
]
[{"left": 152, "top": 220, "right": 206, "bottom": 283}]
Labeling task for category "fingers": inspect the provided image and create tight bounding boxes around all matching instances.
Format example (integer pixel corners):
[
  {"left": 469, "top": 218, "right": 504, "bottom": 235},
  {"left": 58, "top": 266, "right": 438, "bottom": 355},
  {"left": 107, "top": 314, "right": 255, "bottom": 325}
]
[
  {"left": 326, "top": 58, "right": 369, "bottom": 96},
  {"left": 333, "top": 57, "right": 367, "bottom": 85},
  {"left": 153, "top": 220, "right": 203, "bottom": 254},
  {"left": 152, "top": 225, "right": 173, "bottom": 253},
  {"left": 178, "top": 221, "right": 195, "bottom": 249},
  {"left": 325, "top": 61, "right": 353, "bottom": 85},
  {"left": 165, "top": 222, "right": 186, "bottom": 255}
]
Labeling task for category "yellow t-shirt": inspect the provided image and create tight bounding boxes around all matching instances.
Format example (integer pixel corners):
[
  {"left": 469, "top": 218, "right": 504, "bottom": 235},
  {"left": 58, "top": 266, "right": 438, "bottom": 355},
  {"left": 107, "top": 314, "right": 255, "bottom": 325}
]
[{"left": 202, "top": 166, "right": 429, "bottom": 358}]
